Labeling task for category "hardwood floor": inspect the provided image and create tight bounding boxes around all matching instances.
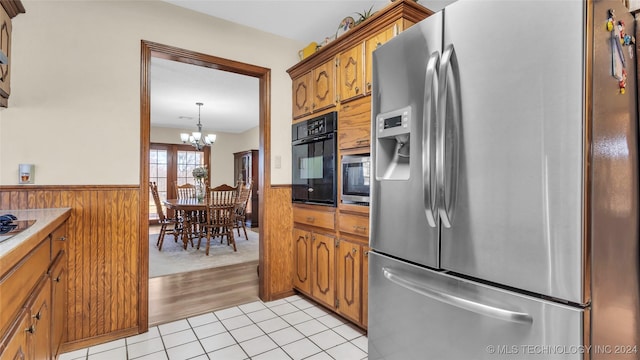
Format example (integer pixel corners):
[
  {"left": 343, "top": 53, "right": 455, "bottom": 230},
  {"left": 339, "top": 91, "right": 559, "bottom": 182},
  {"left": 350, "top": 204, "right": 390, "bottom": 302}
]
[{"left": 148, "top": 260, "right": 260, "bottom": 326}]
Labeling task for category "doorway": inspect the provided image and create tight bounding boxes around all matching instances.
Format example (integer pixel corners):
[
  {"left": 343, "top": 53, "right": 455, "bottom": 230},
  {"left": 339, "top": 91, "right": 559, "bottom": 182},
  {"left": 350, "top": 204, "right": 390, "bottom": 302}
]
[{"left": 140, "top": 40, "right": 271, "bottom": 330}]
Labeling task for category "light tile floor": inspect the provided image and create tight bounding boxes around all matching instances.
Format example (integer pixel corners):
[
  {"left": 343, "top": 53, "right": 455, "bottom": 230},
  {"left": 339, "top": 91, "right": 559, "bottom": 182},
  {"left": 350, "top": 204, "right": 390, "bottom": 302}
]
[{"left": 59, "top": 295, "right": 368, "bottom": 360}]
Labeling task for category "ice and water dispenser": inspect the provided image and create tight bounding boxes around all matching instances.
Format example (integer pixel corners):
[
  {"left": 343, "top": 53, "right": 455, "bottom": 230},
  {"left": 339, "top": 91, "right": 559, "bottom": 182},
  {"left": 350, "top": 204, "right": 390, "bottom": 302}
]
[{"left": 375, "top": 106, "right": 412, "bottom": 180}]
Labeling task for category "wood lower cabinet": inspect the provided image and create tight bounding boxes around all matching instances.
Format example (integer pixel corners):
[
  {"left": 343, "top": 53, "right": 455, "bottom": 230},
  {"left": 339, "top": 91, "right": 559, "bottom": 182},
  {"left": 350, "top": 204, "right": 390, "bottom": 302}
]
[
  {"left": 29, "top": 279, "right": 51, "bottom": 360},
  {"left": 362, "top": 246, "right": 369, "bottom": 328},
  {"left": 335, "top": 239, "right": 361, "bottom": 324},
  {"left": 310, "top": 232, "right": 336, "bottom": 308},
  {"left": 1, "top": 310, "right": 29, "bottom": 360},
  {"left": 50, "top": 254, "right": 67, "bottom": 358},
  {"left": 292, "top": 205, "right": 369, "bottom": 328},
  {"left": 0, "top": 219, "right": 68, "bottom": 360},
  {"left": 292, "top": 228, "right": 311, "bottom": 294}
]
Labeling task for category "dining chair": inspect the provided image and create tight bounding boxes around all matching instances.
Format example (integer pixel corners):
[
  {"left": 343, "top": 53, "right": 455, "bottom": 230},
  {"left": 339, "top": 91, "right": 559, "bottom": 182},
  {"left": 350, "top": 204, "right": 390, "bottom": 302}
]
[
  {"left": 233, "top": 181, "right": 252, "bottom": 240},
  {"left": 149, "top": 181, "right": 179, "bottom": 251},
  {"left": 176, "top": 183, "right": 197, "bottom": 199},
  {"left": 199, "top": 185, "right": 238, "bottom": 255},
  {"left": 177, "top": 182, "right": 207, "bottom": 245}
]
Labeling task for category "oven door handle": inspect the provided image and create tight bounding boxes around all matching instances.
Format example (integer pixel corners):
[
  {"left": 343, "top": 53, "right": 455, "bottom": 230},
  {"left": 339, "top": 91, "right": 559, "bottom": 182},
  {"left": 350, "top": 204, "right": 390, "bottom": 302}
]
[{"left": 292, "top": 132, "right": 334, "bottom": 145}]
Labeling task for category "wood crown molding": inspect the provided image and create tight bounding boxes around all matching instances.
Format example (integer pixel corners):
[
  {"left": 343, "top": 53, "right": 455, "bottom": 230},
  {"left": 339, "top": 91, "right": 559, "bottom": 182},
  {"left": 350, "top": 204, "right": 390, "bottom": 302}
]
[{"left": 286, "top": 0, "right": 433, "bottom": 78}]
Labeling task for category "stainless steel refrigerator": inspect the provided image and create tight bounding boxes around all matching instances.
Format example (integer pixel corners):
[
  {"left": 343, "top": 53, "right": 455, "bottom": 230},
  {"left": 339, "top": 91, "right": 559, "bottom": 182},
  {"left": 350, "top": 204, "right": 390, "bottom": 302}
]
[{"left": 369, "top": 0, "right": 639, "bottom": 359}]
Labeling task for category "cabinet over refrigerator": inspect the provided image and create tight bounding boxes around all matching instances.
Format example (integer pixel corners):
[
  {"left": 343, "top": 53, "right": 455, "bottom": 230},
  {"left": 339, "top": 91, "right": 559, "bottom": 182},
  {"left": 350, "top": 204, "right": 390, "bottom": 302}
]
[{"left": 369, "top": 0, "right": 640, "bottom": 359}]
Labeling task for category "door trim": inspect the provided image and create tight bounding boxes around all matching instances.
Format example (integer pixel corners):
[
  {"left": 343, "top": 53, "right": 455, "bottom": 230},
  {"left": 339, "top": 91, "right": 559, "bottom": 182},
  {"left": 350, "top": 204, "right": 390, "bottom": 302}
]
[{"left": 140, "top": 40, "right": 271, "bottom": 333}]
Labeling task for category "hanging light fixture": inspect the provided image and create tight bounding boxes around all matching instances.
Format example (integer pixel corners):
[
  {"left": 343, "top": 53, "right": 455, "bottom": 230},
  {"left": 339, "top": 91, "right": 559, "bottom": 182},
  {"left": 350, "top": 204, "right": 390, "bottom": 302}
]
[{"left": 180, "top": 102, "right": 217, "bottom": 151}]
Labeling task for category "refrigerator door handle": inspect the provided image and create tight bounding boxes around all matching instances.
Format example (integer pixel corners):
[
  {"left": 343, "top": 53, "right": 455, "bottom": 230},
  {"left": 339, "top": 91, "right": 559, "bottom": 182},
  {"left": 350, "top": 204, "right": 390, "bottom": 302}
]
[
  {"left": 436, "top": 44, "right": 461, "bottom": 228},
  {"left": 382, "top": 267, "right": 534, "bottom": 325},
  {"left": 423, "top": 51, "right": 440, "bottom": 228}
]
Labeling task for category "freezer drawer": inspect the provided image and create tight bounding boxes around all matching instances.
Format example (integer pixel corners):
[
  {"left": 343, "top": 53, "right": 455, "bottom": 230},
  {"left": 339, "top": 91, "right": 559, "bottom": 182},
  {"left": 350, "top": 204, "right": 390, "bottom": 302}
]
[{"left": 369, "top": 252, "right": 587, "bottom": 360}]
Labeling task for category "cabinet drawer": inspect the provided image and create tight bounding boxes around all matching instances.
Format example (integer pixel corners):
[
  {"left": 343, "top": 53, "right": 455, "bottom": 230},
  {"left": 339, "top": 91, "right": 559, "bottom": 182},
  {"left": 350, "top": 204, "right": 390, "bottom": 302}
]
[
  {"left": 0, "top": 239, "right": 50, "bottom": 333},
  {"left": 339, "top": 213, "right": 369, "bottom": 238},
  {"left": 294, "top": 208, "right": 335, "bottom": 230},
  {"left": 51, "top": 223, "right": 68, "bottom": 259}
]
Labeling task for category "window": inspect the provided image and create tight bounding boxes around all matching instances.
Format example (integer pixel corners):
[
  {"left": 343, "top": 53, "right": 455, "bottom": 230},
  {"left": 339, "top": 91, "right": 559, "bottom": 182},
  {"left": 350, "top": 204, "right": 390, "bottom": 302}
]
[{"left": 149, "top": 143, "right": 210, "bottom": 221}]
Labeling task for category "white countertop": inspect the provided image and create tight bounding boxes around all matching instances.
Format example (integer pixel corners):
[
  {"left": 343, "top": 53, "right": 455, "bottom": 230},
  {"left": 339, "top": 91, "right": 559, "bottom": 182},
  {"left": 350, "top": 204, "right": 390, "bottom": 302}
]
[{"left": 0, "top": 208, "right": 71, "bottom": 260}]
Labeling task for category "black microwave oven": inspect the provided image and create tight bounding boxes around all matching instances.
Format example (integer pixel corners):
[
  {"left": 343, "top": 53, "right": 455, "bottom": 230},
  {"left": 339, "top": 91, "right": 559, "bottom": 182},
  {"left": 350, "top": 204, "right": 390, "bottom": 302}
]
[{"left": 341, "top": 154, "right": 371, "bottom": 205}]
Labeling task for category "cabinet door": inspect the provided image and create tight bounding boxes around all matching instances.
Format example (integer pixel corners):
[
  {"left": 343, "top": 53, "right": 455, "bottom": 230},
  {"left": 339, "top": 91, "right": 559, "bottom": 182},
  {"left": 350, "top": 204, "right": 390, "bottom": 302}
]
[
  {"left": 50, "top": 253, "right": 67, "bottom": 358},
  {"left": 365, "top": 21, "right": 400, "bottom": 94},
  {"left": 0, "top": 310, "right": 30, "bottom": 360},
  {"left": 30, "top": 279, "right": 51, "bottom": 360},
  {"left": 336, "top": 239, "right": 361, "bottom": 323},
  {"left": 338, "top": 97, "right": 371, "bottom": 150},
  {"left": 362, "top": 246, "right": 369, "bottom": 328},
  {"left": 0, "top": 6, "right": 11, "bottom": 101},
  {"left": 311, "top": 233, "right": 335, "bottom": 308},
  {"left": 292, "top": 72, "right": 313, "bottom": 119},
  {"left": 292, "top": 228, "right": 311, "bottom": 294},
  {"left": 338, "top": 43, "right": 364, "bottom": 103},
  {"left": 312, "top": 59, "right": 336, "bottom": 112}
]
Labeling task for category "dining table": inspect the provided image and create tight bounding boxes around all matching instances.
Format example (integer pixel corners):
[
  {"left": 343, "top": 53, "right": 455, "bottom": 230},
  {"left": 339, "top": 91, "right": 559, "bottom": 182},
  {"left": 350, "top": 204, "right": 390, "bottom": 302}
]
[{"left": 163, "top": 198, "right": 207, "bottom": 249}]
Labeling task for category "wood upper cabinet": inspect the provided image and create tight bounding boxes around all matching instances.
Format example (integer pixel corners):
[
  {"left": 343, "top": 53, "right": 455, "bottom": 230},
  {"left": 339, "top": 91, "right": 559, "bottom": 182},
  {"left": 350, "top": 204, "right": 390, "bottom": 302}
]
[
  {"left": 292, "top": 227, "right": 312, "bottom": 295},
  {"left": 0, "top": 0, "right": 24, "bottom": 107},
  {"left": 338, "top": 43, "right": 364, "bottom": 103},
  {"left": 336, "top": 239, "right": 362, "bottom": 324},
  {"left": 364, "top": 20, "right": 401, "bottom": 94},
  {"left": 338, "top": 96, "right": 371, "bottom": 151},
  {"left": 310, "top": 233, "right": 335, "bottom": 309},
  {"left": 312, "top": 59, "right": 336, "bottom": 112},
  {"left": 292, "top": 72, "right": 312, "bottom": 119},
  {"left": 292, "top": 59, "right": 336, "bottom": 119},
  {"left": 0, "top": 6, "right": 11, "bottom": 102}
]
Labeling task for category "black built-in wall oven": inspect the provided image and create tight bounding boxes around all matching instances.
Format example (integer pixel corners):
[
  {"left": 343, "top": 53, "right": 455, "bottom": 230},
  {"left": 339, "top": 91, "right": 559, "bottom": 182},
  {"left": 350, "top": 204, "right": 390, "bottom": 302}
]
[{"left": 292, "top": 112, "right": 337, "bottom": 206}]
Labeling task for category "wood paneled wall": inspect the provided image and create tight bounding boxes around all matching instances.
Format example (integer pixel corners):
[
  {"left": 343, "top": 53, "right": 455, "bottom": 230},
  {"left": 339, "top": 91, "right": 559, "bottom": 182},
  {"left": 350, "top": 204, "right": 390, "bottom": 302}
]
[
  {"left": 0, "top": 186, "right": 141, "bottom": 348},
  {"left": 260, "top": 185, "right": 294, "bottom": 300}
]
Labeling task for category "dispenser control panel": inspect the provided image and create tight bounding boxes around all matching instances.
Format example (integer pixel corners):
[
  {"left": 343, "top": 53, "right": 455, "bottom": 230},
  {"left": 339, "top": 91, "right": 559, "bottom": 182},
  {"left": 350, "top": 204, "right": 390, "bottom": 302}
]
[{"left": 376, "top": 106, "right": 411, "bottom": 138}]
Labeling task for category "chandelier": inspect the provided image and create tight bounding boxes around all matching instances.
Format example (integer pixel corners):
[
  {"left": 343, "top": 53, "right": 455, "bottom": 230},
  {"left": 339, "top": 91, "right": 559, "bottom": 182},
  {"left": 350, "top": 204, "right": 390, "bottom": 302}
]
[{"left": 180, "top": 102, "right": 217, "bottom": 151}]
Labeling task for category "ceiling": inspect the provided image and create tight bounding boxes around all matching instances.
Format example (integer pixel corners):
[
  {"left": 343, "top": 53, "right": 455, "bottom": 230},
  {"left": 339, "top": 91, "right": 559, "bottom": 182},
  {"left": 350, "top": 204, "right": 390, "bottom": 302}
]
[
  {"left": 151, "top": 0, "right": 455, "bottom": 133},
  {"left": 150, "top": 57, "right": 259, "bottom": 134}
]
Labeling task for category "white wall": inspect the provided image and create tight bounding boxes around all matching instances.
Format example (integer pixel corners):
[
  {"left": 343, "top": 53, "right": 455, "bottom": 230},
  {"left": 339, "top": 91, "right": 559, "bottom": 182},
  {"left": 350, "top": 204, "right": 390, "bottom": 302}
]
[
  {"left": 150, "top": 125, "right": 258, "bottom": 187},
  {"left": 0, "top": 0, "right": 300, "bottom": 185}
]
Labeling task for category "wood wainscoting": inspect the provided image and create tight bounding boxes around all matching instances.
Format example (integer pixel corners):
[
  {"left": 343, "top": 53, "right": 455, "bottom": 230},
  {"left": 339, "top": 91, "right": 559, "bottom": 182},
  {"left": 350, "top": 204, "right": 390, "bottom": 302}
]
[
  {"left": 260, "top": 184, "right": 294, "bottom": 301},
  {"left": 0, "top": 185, "right": 142, "bottom": 351},
  {"left": 1, "top": 183, "right": 297, "bottom": 350}
]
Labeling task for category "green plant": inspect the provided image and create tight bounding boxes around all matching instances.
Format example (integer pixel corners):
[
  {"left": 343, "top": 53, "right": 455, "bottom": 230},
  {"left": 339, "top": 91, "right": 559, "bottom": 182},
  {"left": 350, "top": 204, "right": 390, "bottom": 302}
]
[{"left": 354, "top": 6, "right": 376, "bottom": 25}]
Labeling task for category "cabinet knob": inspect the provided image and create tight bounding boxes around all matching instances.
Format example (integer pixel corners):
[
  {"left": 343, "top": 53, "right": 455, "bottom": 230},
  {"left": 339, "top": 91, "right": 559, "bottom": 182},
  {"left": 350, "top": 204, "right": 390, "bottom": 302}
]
[
  {"left": 355, "top": 87, "right": 360, "bottom": 93},
  {"left": 352, "top": 248, "right": 357, "bottom": 254},
  {"left": 33, "top": 311, "right": 41, "bottom": 321},
  {"left": 26, "top": 326, "right": 34, "bottom": 334},
  {"left": 55, "top": 276, "right": 62, "bottom": 283},
  {"left": 312, "top": 103, "right": 316, "bottom": 109},
  {"left": 305, "top": 106, "right": 309, "bottom": 111},
  {"left": 58, "top": 236, "right": 67, "bottom": 241},
  {"left": 353, "top": 225, "right": 367, "bottom": 232},
  {"left": 367, "top": 82, "right": 372, "bottom": 91}
]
